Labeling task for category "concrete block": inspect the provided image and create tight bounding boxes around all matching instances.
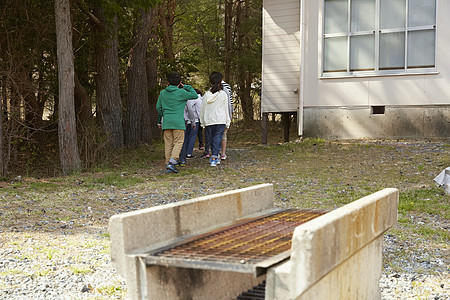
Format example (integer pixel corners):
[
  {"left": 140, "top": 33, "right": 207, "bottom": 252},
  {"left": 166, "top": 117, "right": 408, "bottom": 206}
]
[
  {"left": 109, "top": 184, "right": 274, "bottom": 299},
  {"left": 287, "top": 188, "right": 398, "bottom": 299},
  {"left": 424, "top": 106, "right": 450, "bottom": 137},
  {"left": 266, "top": 260, "right": 292, "bottom": 300},
  {"left": 295, "top": 236, "right": 383, "bottom": 300},
  {"left": 303, "top": 106, "right": 450, "bottom": 139},
  {"left": 303, "top": 108, "right": 343, "bottom": 139}
]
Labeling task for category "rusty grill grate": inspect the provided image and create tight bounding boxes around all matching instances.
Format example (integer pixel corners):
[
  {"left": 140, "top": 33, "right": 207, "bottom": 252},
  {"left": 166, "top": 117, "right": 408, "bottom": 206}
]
[
  {"left": 143, "top": 209, "right": 327, "bottom": 275},
  {"left": 235, "top": 280, "right": 266, "bottom": 300}
]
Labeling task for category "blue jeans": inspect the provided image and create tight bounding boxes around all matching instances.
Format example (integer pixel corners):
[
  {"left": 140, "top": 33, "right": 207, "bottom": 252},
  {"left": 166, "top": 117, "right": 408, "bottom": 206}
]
[
  {"left": 179, "top": 121, "right": 199, "bottom": 162},
  {"left": 205, "top": 124, "right": 225, "bottom": 159},
  {"left": 204, "top": 125, "right": 211, "bottom": 154}
]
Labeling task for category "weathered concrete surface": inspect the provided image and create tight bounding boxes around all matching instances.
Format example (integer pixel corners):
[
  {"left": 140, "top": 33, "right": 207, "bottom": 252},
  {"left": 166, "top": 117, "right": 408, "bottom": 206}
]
[
  {"left": 303, "top": 106, "right": 450, "bottom": 139},
  {"left": 109, "top": 183, "right": 274, "bottom": 300},
  {"left": 265, "top": 188, "right": 399, "bottom": 300},
  {"left": 295, "top": 237, "right": 383, "bottom": 300},
  {"left": 144, "top": 265, "right": 261, "bottom": 300},
  {"left": 265, "top": 260, "right": 292, "bottom": 300}
]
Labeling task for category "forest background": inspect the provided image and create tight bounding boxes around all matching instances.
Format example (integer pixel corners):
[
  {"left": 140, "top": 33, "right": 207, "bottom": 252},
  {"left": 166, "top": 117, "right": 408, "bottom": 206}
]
[{"left": 0, "top": 0, "right": 262, "bottom": 176}]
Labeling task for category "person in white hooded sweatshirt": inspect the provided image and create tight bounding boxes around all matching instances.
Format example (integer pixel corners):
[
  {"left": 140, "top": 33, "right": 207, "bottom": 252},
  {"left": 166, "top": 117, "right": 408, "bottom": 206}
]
[{"left": 200, "top": 72, "right": 230, "bottom": 167}]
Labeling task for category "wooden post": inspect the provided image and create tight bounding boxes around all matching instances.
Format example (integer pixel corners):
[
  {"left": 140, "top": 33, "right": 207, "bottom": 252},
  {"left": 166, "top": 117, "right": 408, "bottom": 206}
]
[
  {"left": 262, "top": 113, "right": 268, "bottom": 145},
  {"left": 282, "top": 113, "right": 290, "bottom": 143}
]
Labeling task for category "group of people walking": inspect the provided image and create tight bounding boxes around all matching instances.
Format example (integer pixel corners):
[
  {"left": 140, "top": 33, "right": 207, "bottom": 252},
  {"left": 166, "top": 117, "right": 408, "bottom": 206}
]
[{"left": 156, "top": 71, "right": 233, "bottom": 173}]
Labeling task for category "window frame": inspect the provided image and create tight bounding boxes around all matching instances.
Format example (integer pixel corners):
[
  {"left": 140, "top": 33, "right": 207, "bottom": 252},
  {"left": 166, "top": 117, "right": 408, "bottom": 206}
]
[{"left": 320, "top": 0, "right": 438, "bottom": 78}]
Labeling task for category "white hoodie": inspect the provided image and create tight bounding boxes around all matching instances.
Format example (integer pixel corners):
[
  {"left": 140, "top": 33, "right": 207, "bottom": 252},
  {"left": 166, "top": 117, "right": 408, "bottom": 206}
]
[{"left": 200, "top": 90, "right": 230, "bottom": 128}]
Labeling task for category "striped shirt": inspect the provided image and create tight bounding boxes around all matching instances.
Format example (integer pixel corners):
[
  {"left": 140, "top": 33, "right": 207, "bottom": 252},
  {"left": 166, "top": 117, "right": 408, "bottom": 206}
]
[{"left": 222, "top": 81, "right": 233, "bottom": 118}]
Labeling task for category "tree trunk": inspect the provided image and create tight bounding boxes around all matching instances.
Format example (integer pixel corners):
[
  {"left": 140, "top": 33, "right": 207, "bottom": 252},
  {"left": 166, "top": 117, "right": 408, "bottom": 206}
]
[
  {"left": 24, "top": 74, "right": 44, "bottom": 129},
  {"left": 0, "top": 83, "right": 4, "bottom": 175},
  {"left": 224, "top": 0, "right": 234, "bottom": 82},
  {"left": 159, "top": 0, "right": 176, "bottom": 62},
  {"left": 93, "top": 8, "right": 123, "bottom": 149},
  {"left": 243, "top": 0, "right": 254, "bottom": 123},
  {"left": 124, "top": 9, "right": 152, "bottom": 148},
  {"left": 146, "top": 4, "right": 160, "bottom": 141},
  {"left": 236, "top": 0, "right": 254, "bottom": 124},
  {"left": 55, "top": 0, "right": 81, "bottom": 174},
  {"left": 242, "top": 70, "right": 254, "bottom": 123},
  {"left": 74, "top": 73, "right": 91, "bottom": 124},
  {"left": 1, "top": 78, "right": 7, "bottom": 122},
  {"left": 10, "top": 81, "right": 21, "bottom": 165}
]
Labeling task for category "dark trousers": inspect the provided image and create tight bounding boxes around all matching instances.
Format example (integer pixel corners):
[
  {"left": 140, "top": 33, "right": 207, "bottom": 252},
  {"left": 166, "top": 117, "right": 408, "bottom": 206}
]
[
  {"left": 204, "top": 125, "right": 211, "bottom": 154},
  {"left": 205, "top": 124, "right": 225, "bottom": 159},
  {"left": 180, "top": 121, "right": 199, "bottom": 162}
]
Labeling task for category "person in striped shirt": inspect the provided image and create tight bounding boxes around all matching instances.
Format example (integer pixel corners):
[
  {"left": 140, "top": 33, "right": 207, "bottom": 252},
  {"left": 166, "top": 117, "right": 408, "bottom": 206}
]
[{"left": 220, "top": 77, "right": 233, "bottom": 160}]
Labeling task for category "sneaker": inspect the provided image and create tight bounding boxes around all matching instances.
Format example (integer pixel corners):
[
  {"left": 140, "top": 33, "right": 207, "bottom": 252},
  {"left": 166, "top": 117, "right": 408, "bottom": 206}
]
[
  {"left": 221, "top": 154, "right": 227, "bottom": 160},
  {"left": 186, "top": 154, "right": 196, "bottom": 159},
  {"left": 210, "top": 159, "right": 217, "bottom": 167},
  {"left": 201, "top": 152, "right": 210, "bottom": 159},
  {"left": 166, "top": 163, "right": 179, "bottom": 173},
  {"left": 178, "top": 161, "right": 186, "bottom": 167},
  {"left": 199, "top": 146, "right": 205, "bottom": 151}
]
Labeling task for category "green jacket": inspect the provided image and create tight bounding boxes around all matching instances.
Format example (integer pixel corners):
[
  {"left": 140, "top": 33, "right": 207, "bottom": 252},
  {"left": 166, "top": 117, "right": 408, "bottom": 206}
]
[{"left": 156, "top": 84, "right": 198, "bottom": 130}]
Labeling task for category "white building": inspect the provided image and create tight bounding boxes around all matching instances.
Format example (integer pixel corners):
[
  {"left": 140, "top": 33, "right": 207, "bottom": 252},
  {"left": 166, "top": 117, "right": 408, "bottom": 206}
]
[{"left": 262, "top": 0, "right": 450, "bottom": 140}]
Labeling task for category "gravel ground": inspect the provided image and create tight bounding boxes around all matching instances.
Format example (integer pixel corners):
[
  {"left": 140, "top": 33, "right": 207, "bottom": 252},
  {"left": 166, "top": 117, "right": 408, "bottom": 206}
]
[
  {"left": 381, "top": 230, "right": 449, "bottom": 299},
  {"left": 1, "top": 210, "right": 448, "bottom": 299},
  {"left": 0, "top": 139, "right": 449, "bottom": 299}
]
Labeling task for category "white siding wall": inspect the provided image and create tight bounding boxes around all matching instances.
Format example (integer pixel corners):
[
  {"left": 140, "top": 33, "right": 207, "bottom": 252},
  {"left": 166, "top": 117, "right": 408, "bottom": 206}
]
[
  {"left": 303, "top": 0, "right": 450, "bottom": 108},
  {"left": 262, "top": 0, "right": 301, "bottom": 113},
  {"left": 261, "top": 0, "right": 449, "bottom": 138}
]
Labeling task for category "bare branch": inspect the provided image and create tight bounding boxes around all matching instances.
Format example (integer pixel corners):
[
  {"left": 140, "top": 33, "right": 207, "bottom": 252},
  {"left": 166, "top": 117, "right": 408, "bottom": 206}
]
[{"left": 74, "top": 0, "right": 102, "bottom": 26}]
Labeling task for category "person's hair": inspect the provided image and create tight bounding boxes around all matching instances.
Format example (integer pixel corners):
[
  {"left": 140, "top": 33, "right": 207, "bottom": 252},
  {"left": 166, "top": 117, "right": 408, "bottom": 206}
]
[
  {"left": 167, "top": 72, "right": 181, "bottom": 86},
  {"left": 209, "top": 72, "right": 223, "bottom": 93},
  {"left": 210, "top": 71, "right": 223, "bottom": 79}
]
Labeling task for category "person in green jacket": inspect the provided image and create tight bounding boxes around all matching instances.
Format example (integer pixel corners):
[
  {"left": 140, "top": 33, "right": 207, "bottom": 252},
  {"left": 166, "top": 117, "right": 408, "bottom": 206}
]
[{"left": 156, "top": 72, "right": 198, "bottom": 173}]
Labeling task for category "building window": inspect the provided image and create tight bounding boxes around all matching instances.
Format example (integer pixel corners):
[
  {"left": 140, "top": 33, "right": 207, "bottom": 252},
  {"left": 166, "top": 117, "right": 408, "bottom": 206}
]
[{"left": 322, "top": 0, "right": 436, "bottom": 76}]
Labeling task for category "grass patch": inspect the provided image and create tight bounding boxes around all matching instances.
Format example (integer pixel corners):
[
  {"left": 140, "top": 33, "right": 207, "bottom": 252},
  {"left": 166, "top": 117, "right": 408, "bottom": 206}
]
[
  {"left": 411, "top": 226, "right": 450, "bottom": 243},
  {"left": 98, "top": 144, "right": 164, "bottom": 171},
  {"left": 91, "top": 173, "right": 145, "bottom": 188},
  {"left": 33, "top": 269, "right": 50, "bottom": 277},
  {"left": 42, "top": 247, "right": 58, "bottom": 260},
  {"left": 97, "top": 285, "right": 126, "bottom": 297},
  {"left": 399, "top": 188, "right": 449, "bottom": 217},
  {"left": 27, "top": 181, "right": 60, "bottom": 190},
  {"left": 0, "top": 268, "right": 23, "bottom": 276},
  {"left": 71, "top": 266, "right": 93, "bottom": 275},
  {"left": 67, "top": 172, "right": 146, "bottom": 189}
]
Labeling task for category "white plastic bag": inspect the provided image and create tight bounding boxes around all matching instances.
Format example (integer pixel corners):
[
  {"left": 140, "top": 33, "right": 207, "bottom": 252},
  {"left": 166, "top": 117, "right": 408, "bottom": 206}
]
[{"left": 434, "top": 167, "right": 450, "bottom": 194}]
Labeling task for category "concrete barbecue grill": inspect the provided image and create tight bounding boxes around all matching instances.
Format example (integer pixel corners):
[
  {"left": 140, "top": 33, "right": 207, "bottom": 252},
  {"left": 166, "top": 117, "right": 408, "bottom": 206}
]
[
  {"left": 109, "top": 184, "right": 398, "bottom": 300},
  {"left": 144, "top": 209, "right": 327, "bottom": 277}
]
